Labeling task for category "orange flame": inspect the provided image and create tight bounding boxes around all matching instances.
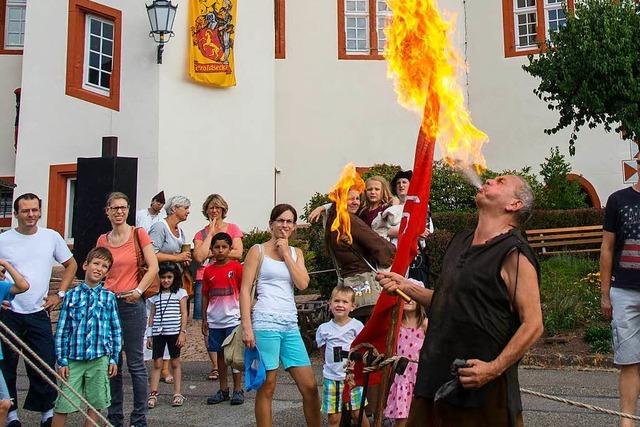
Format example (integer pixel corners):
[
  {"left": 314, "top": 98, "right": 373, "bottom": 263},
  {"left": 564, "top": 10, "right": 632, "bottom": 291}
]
[
  {"left": 328, "top": 164, "right": 365, "bottom": 245},
  {"left": 384, "top": 0, "right": 488, "bottom": 172}
]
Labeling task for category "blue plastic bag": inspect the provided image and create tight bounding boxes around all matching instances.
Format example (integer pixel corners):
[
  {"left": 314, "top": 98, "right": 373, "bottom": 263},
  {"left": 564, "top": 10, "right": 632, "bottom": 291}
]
[{"left": 244, "top": 347, "right": 266, "bottom": 391}]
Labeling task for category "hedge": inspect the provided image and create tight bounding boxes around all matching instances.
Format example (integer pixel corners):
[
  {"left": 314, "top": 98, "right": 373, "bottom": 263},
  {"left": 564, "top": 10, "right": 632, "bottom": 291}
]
[{"left": 432, "top": 208, "right": 603, "bottom": 234}]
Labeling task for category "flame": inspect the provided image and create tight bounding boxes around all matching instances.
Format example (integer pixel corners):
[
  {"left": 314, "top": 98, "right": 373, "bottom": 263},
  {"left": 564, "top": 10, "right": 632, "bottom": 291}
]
[
  {"left": 384, "top": 0, "right": 488, "bottom": 171},
  {"left": 328, "top": 163, "right": 365, "bottom": 245}
]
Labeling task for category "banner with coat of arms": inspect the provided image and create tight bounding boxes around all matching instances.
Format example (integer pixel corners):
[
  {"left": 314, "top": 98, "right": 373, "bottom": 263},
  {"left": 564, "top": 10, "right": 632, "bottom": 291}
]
[{"left": 189, "top": 0, "right": 237, "bottom": 87}]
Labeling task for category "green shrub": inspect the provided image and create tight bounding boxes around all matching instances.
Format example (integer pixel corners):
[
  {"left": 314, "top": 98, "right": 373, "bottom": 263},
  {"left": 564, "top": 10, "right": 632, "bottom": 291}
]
[
  {"left": 584, "top": 324, "right": 612, "bottom": 354},
  {"left": 361, "top": 164, "right": 402, "bottom": 185},
  {"left": 539, "top": 256, "right": 600, "bottom": 335},
  {"left": 422, "top": 229, "right": 455, "bottom": 288},
  {"left": 431, "top": 208, "right": 603, "bottom": 235},
  {"left": 537, "top": 147, "right": 588, "bottom": 209}
]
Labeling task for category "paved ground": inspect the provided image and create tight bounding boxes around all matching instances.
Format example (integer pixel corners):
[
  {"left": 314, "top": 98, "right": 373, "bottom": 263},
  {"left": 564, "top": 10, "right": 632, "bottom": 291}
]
[{"left": 10, "top": 361, "right": 632, "bottom": 426}]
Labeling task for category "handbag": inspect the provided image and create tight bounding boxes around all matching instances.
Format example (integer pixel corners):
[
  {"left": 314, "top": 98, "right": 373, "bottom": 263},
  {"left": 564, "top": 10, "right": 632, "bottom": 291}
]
[
  {"left": 222, "top": 244, "right": 263, "bottom": 371},
  {"left": 133, "top": 227, "right": 160, "bottom": 299}
]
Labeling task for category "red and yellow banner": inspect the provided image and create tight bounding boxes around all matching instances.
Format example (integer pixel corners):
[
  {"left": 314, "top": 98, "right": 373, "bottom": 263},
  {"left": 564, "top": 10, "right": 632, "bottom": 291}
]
[{"left": 189, "top": 0, "right": 237, "bottom": 87}]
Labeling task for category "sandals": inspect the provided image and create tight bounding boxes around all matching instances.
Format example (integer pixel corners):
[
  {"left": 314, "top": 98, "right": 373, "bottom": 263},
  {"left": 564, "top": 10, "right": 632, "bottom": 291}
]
[
  {"left": 172, "top": 393, "right": 185, "bottom": 407},
  {"left": 208, "top": 369, "right": 219, "bottom": 381},
  {"left": 147, "top": 391, "right": 158, "bottom": 409}
]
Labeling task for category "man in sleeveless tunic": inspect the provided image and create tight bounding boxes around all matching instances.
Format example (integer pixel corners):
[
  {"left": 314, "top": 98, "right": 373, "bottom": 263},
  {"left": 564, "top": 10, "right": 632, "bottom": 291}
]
[
  {"left": 377, "top": 175, "right": 543, "bottom": 427},
  {"left": 600, "top": 170, "right": 640, "bottom": 427}
]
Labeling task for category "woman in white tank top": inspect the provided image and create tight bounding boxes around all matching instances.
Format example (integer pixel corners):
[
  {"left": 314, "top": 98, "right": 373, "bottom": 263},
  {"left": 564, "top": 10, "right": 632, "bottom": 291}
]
[{"left": 239, "top": 204, "right": 321, "bottom": 427}]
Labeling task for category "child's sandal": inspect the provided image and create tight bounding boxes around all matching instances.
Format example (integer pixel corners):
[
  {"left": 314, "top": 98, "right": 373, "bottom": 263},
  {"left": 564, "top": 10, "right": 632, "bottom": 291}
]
[
  {"left": 148, "top": 391, "right": 158, "bottom": 409},
  {"left": 172, "top": 393, "right": 185, "bottom": 407}
]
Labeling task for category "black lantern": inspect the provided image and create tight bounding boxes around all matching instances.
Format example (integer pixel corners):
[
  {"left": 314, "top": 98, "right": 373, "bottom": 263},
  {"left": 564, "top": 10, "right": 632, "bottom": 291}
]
[{"left": 146, "top": 0, "right": 178, "bottom": 64}]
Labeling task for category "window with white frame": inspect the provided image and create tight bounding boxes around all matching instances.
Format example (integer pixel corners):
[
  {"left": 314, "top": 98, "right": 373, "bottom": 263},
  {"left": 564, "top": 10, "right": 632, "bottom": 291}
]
[
  {"left": 64, "top": 178, "right": 76, "bottom": 242},
  {"left": 4, "top": 0, "right": 26, "bottom": 49},
  {"left": 83, "top": 15, "right": 114, "bottom": 96},
  {"left": 376, "top": 0, "right": 392, "bottom": 53},
  {"left": 544, "top": 0, "right": 567, "bottom": 38},
  {"left": 345, "top": 0, "right": 369, "bottom": 53},
  {"left": 514, "top": 0, "right": 538, "bottom": 50}
]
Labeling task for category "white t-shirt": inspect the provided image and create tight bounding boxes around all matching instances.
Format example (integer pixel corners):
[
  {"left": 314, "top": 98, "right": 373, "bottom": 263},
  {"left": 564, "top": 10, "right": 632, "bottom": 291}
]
[
  {"left": 135, "top": 208, "right": 166, "bottom": 232},
  {"left": 316, "top": 318, "right": 364, "bottom": 381},
  {"left": 0, "top": 227, "right": 73, "bottom": 314},
  {"left": 148, "top": 288, "right": 188, "bottom": 335}
]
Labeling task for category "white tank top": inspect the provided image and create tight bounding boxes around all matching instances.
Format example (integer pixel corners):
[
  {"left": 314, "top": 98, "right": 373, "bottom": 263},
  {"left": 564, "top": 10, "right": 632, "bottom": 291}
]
[{"left": 252, "top": 246, "right": 299, "bottom": 330}]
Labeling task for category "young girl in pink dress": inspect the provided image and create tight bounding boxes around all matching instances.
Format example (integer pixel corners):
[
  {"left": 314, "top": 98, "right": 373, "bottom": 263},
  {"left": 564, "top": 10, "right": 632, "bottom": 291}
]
[{"left": 384, "top": 292, "right": 427, "bottom": 427}]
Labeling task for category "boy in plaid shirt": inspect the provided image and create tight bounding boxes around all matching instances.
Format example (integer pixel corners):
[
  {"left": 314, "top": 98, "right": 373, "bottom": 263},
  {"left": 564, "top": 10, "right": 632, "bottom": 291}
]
[{"left": 52, "top": 247, "right": 122, "bottom": 426}]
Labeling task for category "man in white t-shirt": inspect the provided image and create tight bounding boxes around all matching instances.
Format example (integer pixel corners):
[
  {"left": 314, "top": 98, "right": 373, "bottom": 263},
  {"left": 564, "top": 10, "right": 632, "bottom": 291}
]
[
  {"left": 0, "top": 193, "right": 77, "bottom": 427},
  {"left": 135, "top": 191, "right": 166, "bottom": 232}
]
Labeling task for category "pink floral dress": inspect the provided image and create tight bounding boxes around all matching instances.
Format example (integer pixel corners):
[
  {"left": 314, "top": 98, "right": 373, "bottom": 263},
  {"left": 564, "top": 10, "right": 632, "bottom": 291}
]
[{"left": 384, "top": 325, "right": 425, "bottom": 420}]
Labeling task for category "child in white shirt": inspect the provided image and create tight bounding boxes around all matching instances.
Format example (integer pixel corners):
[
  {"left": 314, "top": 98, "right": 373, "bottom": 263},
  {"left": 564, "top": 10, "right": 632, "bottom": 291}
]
[{"left": 316, "top": 286, "right": 369, "bottom": 427}]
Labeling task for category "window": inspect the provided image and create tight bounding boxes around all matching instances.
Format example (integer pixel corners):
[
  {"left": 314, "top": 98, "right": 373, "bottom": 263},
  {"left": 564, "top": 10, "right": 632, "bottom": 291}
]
[
  {"left": 83, "top": 15, "right": 114, "bottom": 96},
  {"left": 0, "top": 0, "right": 25, "bottom": 54},
  {"left": 0, "top": 177, "right": 15, "bottom": 228},
  {"left": 274, "top": 0, "right": 285, "bottom": 59},
  {"left": 502, "top": 0, "right": 574, "bottom": 58},
  {"left": 64, "top": 178, "right": 77, "bottom": 241},
  {"left": 65, "top": 0, "right": 121, "bottom": 111},
  {"left": 47, "top": 164, "right": 77, "bottom": 238},
  {"left": 337, "top": 0, "right": 390, "bottom": 60}
]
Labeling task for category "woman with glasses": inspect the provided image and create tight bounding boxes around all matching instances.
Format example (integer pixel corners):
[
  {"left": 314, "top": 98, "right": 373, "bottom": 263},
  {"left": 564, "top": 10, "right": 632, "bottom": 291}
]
[
  {"left": 240, "top": 204, "right": 320, "bottom": 427},
  {"left": 192, "top": 194, "right": 243, "bottom": 381},
  {"left": 97, "top": 192, "right": 159, "bottom": 427}
]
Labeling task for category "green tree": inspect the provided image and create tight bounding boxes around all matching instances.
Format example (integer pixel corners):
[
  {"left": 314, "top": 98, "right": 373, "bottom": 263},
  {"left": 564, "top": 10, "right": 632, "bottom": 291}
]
[
  {"left": 522, "top": 0, "right": 640, "bottom": 154},
  {"left": 537, "top": 147, "right": 587, "bottom": 209}
]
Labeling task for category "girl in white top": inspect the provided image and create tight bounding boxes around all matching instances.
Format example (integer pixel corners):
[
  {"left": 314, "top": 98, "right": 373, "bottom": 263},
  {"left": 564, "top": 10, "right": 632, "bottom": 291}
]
[{"left": 240, "top": 204, "right": 321, "bottom": 427}]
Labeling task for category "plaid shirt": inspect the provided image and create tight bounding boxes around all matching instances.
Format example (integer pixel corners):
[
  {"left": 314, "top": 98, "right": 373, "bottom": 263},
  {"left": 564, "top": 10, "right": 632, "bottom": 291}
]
[{"left": 55, "top": 282, "right": 122, "bottom": 367}]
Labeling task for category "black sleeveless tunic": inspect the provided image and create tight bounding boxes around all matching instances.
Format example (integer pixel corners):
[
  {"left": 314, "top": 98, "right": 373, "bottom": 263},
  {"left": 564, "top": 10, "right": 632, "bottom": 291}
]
[{"left": 414, "top": 229, "right": 539, "bottom": 426}]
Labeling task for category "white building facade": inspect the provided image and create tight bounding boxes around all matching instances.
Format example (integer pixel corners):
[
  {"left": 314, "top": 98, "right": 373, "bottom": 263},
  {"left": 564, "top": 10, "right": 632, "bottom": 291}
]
[{"left": 0, "top": 0, "right": 629, "bottom": 239}]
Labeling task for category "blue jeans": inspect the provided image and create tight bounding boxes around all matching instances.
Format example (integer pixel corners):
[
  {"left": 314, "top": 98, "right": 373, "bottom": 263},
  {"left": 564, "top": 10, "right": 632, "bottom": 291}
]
[
  {"left": 192, "top": 280, "right": 202, "bottom": 320},
  {"left": 108, "top": 299, "right": 148, "bottom": 427}
]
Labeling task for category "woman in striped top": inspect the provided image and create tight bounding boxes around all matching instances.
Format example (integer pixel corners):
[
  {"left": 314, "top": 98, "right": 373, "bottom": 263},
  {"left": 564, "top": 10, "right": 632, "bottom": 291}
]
[{"left": 146, "top": 263, "right": 188, "bottom": 408}]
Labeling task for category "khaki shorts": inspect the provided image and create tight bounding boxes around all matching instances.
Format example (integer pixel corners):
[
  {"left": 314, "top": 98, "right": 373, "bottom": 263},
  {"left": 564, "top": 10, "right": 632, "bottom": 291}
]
[{"left": 54, "top": 356, "right": 111, "bottom": 414}]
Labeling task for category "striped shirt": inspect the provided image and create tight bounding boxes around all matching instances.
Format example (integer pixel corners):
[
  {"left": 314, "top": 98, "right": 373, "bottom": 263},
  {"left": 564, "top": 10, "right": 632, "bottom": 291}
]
[
  {"left": 55, "top": 282, "right": 122, "bottom": 367},
  {"left": 149, "top": 288, "right": 188, "bottom": 335}
]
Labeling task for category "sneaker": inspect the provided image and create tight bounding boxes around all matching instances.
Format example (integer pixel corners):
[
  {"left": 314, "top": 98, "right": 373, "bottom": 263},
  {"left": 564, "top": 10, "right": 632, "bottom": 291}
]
[
  {"left": 7, "top": 421, "right": 21, "bottom": 427},
  {"left": 40, "top": 418, "right": 53, "bottom": 427},
  {"left": 230, "top": 390, "right": 244, "bottom": 405},
  {"left": 206, "top": 389, "right": 230, "bottom": 405}
]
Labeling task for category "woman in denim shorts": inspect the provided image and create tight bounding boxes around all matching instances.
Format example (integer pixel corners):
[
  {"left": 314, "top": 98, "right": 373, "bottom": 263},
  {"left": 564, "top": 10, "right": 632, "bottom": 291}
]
[{"left": 239, "top": 204, "right": 321, "bottom": 427}]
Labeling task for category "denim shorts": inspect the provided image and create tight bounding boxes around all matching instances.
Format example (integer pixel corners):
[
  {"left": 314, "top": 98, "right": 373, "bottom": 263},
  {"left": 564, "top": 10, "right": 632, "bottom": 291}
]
[
  {"left": 254, "top": 329, "right": 310, "bottom": 371},
  {"left": 611, "top": 287, "right": 640, "bottom": 365},
  {"left": 0, "top": 371, "right": 10, "bottom": 401},
  {"left": 207, "top": 326, "right": 237, "bottom": 353}
]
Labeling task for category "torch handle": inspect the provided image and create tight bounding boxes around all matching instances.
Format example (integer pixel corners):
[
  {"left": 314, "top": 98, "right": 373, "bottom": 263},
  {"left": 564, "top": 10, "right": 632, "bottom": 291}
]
[{"left": 396, "top": 288, "right": 412, "bottom": 303}]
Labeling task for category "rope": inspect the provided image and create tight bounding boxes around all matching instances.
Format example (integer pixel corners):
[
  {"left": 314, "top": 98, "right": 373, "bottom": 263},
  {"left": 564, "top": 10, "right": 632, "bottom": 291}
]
[
  {"left": 346, "top": 343, "right": 640, "bottom": 422},
  {"left": 520, "top": 388, "right": 640, "bottom": 421},
  {"left": 0, "top": 319, "right": 112, "bottom": 427}
]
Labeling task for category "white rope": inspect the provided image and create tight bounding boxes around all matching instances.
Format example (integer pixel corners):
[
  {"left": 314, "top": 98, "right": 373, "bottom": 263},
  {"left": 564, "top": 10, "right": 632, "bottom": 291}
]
[
  {"left": 0, "top": 319, "right": 112, "bottom": 426},
  {"left": 521, "top": 388, "right": 640, "bottom": 421}
]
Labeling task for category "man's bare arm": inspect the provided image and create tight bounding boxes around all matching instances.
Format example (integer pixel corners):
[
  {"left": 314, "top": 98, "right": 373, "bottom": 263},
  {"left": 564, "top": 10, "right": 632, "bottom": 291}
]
[{"left": 600, "top": 231, "right": 615, "bottom": 320}]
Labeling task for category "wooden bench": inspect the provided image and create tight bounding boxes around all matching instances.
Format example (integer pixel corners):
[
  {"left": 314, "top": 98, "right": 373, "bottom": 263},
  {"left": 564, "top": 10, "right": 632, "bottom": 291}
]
[{"left": 525, "top": 225, "right": 603, "bottom": 256}]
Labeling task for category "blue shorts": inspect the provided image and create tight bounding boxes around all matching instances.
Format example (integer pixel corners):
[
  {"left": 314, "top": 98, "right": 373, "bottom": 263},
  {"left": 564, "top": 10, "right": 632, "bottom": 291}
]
[
  {"left": 207, "top": 326, "right": 237, "bottom": 353},
  {"left": 254, "top": 329, "right": 310, "bottom": 371},
  {"left": 0, "top": 371, "right": 10, "bottom": 401}
]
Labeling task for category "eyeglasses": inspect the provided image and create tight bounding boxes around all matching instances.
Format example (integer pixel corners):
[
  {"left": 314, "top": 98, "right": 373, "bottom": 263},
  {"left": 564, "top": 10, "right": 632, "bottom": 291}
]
[
  {"left": 274, "top": 219, "right": 295, "bottom": 225},
  {"left": 108, "top": 206, "right": 129, "bottom": 212}
]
